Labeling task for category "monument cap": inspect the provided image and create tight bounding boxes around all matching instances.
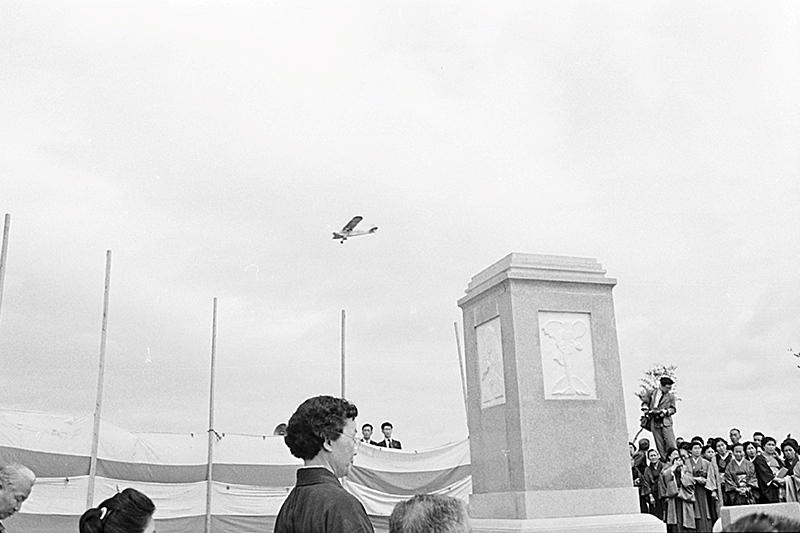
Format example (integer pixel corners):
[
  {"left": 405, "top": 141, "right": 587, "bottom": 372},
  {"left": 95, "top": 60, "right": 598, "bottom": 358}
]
[{"left": 659, "top": 376, "right": 674, "bottom": 386}]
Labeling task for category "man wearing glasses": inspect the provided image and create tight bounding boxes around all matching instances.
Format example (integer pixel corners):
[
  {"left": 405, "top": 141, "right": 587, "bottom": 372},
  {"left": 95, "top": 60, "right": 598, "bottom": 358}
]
[{"left": 275, "top": 395, "right": 374, "bottom": 533}]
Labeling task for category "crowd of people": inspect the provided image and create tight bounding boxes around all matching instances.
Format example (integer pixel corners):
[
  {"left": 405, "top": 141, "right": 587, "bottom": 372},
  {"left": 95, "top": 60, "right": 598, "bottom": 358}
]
[
  {"left": 3, "top": 386, "right": 798, "bottom": 533},
  {"left": 634, "top": 375, "right": 800, "bottom": 533}
]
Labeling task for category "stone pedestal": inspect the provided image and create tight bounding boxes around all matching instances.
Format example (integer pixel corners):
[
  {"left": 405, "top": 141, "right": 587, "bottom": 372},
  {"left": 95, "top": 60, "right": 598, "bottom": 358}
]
[{"left": 458, "top": 253, "right": 663, "bottom": 532}]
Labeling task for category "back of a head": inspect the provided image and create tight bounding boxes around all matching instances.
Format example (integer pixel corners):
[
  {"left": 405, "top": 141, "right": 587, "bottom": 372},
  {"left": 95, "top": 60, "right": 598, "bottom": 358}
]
[
  {"left": 389, "top": 494, "right": 471, "bottom": 533},
  {"left": 79, "top": 488, "right": 155, "bottom": 533},
  {"left": 725, "top": 512, "right": 800, "bottom": 532}
]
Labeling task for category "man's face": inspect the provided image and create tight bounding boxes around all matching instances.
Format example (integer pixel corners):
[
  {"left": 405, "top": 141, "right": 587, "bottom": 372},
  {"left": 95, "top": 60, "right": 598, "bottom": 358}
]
[
  {"left": 330, "top": 419, "right": 359, "bottom": 478},
  {"left": 362, "top": 426, "right": 372, "bottom": 441},
  {"left": 0, "top": 475, "right": 32, "bottom": 520},
  {"left": 754, "top": 434, "right": 763, "bottom": 445},
  {"left": 660, "top": 383, "right": 672, "bottom": 394},
  {"left": 764, "top": 441, "right": 776, "bottom": 455},
  {"left": 382, "top": 425, "right": 393, "bottom": 439},
  {"left": 729, "top": 429, "right": 741, "bottom": 443}
]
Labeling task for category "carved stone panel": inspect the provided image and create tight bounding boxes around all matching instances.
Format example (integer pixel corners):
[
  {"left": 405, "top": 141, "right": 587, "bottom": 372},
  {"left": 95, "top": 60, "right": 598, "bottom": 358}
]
[
  {"left": 476, "top": 317, "right": 506, "bottom": 408},
  {"left": 538, "top": 311, "right": 596, "bottom": 400}
]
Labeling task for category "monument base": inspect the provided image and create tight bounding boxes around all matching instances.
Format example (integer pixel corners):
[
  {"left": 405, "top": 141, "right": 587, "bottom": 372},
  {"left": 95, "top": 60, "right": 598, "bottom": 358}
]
[
  {"left": 470, "top": 487, "right": 640, "bottom": 519},
  {"left": 471, "top": 513, "right": 665, "bottom": 533}
]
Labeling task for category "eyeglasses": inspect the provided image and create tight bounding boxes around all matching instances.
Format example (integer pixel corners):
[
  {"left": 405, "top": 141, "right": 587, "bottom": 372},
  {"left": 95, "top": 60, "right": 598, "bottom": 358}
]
[{"left": 334, "top": 430, "right": 360, "bottom": 446}]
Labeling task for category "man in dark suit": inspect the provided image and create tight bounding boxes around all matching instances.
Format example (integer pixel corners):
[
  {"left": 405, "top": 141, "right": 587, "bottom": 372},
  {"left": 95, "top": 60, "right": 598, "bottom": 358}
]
[
  {"left": 361, "top": 423, "right": 379, "bottom": 446},
  {"left": 640, "top": 376, "right": 677, "bottom": 460},
  {"left": 377, "top": 421, "right": 402, "bottom": 449}
]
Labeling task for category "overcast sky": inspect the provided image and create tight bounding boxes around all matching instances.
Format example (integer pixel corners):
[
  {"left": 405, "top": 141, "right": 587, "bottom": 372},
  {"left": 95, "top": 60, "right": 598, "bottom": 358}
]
[{"left": 1, "top": 1, "right": 798, "bottom": 450}]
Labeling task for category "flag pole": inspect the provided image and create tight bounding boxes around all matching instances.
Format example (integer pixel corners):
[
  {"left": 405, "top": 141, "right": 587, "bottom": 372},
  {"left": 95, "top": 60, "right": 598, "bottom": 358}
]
[
  {"left": 340, "top": 309, "right": 346, "bottom": 398},
  {"left": 87, "top": 250, "right": 112, "bottom": 508},
  {"left": 204, "top": 297, "right": 218, "bottom": 533},
  {"left": 0, "top": 214, "right": 10, "bottom": 328},
  {"left": 453, "top": 322, "right": 468, "bottom": 416}
]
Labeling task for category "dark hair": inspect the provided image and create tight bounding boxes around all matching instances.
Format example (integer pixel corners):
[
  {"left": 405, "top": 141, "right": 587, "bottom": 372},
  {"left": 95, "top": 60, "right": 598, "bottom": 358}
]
[
  {"left": 389, "top": 494, "right": 470, "bottom": 533},
  {"left": 79, "top": 488, "right": 155, "bottom": 533},
  {"left": 781, "top": 438, "right": 798, "bottom": 452},
  {"left": 665, "top": 447, "right": 679, "bottom": 460},
  {"left": 284, "top": 396, "right": 358, "bottom": 460},
  {"left": 702, "top": 445, "right": 714, "bottom": 455},
  {"left": 732, "top": 442, "right": 745, "bottom": 451},
  {"left": 691, "top": 436, "right": 704, "bottom": 446},
  {"left": 754, "top": 431, "right": 765, "bottom": 438},
  {"left": 362, "top": 423, "right": 373, "bottom": 431},
  {"left": 763, "top": 436, "right": 777, "bottom": 446},
  {"left": 690, "top": 440, "right": 703, "bottom": 450},
  {"left": 716, "top": 438, "right": 729, "bottom": 448},
  {"left": 382, "top": 421, "right": 393, "bottom": 430},
  {"left": 726, "top": 512, "right": 800, "bottom": 532}
]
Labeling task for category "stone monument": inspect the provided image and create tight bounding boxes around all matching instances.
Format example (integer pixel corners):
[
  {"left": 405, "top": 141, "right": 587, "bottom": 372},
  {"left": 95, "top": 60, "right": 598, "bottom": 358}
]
[{"left": 457, "top": 253, "right": 663, "bottom": 532}]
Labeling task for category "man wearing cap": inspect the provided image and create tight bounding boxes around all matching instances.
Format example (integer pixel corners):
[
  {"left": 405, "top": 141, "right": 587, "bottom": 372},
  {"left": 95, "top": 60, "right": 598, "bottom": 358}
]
[{"left": 640, "top": 376, "right": 677, "bottom": 460}]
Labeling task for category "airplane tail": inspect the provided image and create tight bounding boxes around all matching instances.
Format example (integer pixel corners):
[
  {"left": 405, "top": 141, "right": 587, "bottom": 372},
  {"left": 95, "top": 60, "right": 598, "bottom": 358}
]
[{"left": 369, "top": 226, "right": 378, "bottom": 234}]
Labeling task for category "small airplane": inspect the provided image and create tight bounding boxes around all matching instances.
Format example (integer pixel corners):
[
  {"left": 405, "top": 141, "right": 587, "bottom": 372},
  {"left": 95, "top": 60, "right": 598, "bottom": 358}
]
[{"left": 332, "top": 216, "right": 378, "bottom": 243}]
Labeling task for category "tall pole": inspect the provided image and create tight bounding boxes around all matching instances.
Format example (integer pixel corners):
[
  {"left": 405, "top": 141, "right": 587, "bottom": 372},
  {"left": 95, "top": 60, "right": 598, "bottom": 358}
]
[
  {"left": 453, "top": 322, "right": 468, "bottom": 416},
  {"left": 0, "top": 214, "right": 10, "bottom": 327},
  {"left": 87, "top": 250, "right": 112, "bottom": 508},
  {"left": 205, "top": 298, "right": 218, "bottom": 533},
  {"left": 340, "top": 310, "right": 346, "bottom": 398}
]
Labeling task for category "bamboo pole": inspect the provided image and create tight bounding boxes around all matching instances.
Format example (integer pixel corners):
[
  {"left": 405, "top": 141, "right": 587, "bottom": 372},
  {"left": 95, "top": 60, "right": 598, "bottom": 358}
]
[
  {"left": 204, "top": 298, "right": 218, "bottom": 533},
  {"left": 340, "top": 309, "right": 346, "bottom": 398},
  {"left": 0, "top": 214, "right": 10, "bottom": 327},
  {"left": 453, "top": 322, "right": 468, "bottom": 416},
  {"left": 87, "top": 250, "right": 112, "bottom": 508}
]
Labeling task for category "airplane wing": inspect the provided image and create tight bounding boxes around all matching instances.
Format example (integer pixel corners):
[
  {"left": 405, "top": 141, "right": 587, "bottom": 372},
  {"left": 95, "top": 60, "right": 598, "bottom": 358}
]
[{"left": 341, "top": 216, "right": 363, "bottom": 233}]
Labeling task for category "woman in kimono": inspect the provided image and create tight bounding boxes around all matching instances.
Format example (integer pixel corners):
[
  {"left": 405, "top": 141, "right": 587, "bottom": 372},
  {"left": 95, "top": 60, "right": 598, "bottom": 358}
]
[
  {"left": 782, "top": 439, "right": 799, "bottom": 503},
  {"left": 724, "top": 442, "right": 759, "bottom": 506},
  {"left": 703, "top": 444, "right": 722, "bottom": 523},
  {"left": 753, "top": 436, "right": 785, "bottom": 503},
  {"left": 660, "top": 447, "right": 696, "bottom": 532},
  {"left": 688, "top": 441, "right": 715, "bottom": 532},
  {"left": 642, "top": 448, "right": 666, "bottom": 521},
  {"left": 714, "top": 438, "right": 732, "bottom": 504}
]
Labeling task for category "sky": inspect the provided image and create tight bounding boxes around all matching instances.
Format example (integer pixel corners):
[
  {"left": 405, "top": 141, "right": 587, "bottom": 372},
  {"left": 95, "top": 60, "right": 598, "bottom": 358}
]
[{"left": 1, "top": 1, "right": 798, "bottom": 451}]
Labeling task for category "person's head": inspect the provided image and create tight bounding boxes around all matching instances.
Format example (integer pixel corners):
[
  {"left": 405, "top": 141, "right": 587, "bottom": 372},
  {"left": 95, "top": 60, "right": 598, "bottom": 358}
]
[
  {"left": 781, "top": 439, "right": 797, "bottom": 462},
  {"left": 647, "top": 449, "right": 661, "bottom": 464},
  {"left": 382, "top": 422, "right": 394, "bottom": 439},
  {"left": 690, "top": 441, "right": 703, "bottom": 458},
  {"left": 79, "top": 488, "right": 155, "bottom": 533},
  {"left": 744, "top": 441, "right": 758, "bottom": 460},
  {"left": 676, "top": 436, "right": 685, "bottom": 447},
  {"left": 679, "top": 448, "right": 690, "bottom": 462},
  {"left": 703, "top": 445, "right": 715, "bottom": 461},
  {"left": 732, "top": 442, "right": 745, "bottom": 462},
  {"left": 691, "top": 436, "right": 705, "bottom": 447},
  {"left": 716, "top": 438, "right": 729, "bottom": 456},
  {"left": 763, "top": 436, "right": 777, "bottom": 455},
  {"left": 284, "top": 395, "right": 360, "bottom": 478},
  {"left": 666, "top": 447, "right": 681, "bottom": 465},
  {"left": 659, "top": 376, "right": 674, "bottom": 393},
  {"left": 362, "top": 423, "right": 373, "bottom": 441},
  {"left": 0, "top": 464, "right": 35, "bottom": 520},
  {"left": 389, "top": 494, "right": 471, "bottom": 533},
  {"left": 729, "top": 428, "right": 741, "bottom": 444},
  {"left": 753, "top": 432, "right": 764, "bottom": 445},
  {"left": 638, "top": 438, "right": 650, "bottom": 451},
  {"left": 725, "top": 512, "right": 800, "bottom": 532}
]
